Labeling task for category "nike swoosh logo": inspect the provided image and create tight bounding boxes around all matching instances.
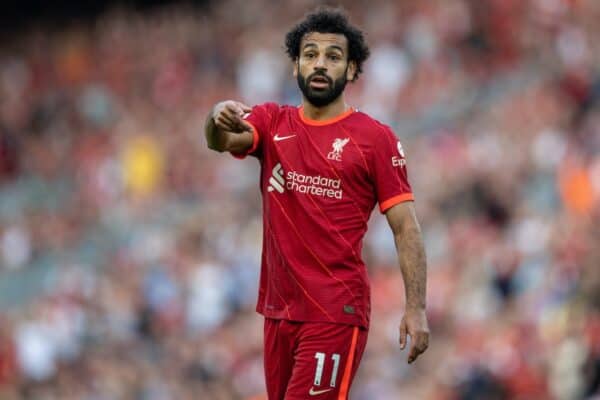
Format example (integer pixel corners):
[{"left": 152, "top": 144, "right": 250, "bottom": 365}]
[
  {"left": 274, "top": 133, "right": 297, "bottom": 141},
  {"left": 309, "top": 387, "right": 333, "bottom": 396}
]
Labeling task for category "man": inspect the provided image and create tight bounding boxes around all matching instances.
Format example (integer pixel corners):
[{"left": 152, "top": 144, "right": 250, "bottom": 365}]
[{"left": 205, "top": 8, "right": 429, "bottom": 399}]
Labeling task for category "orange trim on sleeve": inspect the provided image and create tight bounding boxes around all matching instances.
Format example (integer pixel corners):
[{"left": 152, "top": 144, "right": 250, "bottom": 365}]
[
  {"left": 231, "top": 121, "right": 260, "bottom": 159},
  {"left": 299, "top": 106, "right": 355, "bottom": 126},
  {"left": 338, "top": 327, "right": 359, "bottom": 400},
  {"left": 379, "top": 193, "right": 414, "bottom": 213}
]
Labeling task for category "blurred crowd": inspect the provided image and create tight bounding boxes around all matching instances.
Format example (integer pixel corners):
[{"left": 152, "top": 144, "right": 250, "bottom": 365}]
[{"left": 0, "top": 0, "right": 599, "bottom": 399}]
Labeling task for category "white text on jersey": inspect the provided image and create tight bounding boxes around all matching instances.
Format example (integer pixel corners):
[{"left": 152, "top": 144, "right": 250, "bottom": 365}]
[{"left": 267, "top": 163, "right": 342, "bottom": 199}]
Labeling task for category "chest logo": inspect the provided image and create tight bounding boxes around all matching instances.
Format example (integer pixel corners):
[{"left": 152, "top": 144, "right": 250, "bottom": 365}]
[
  {"left": 274, "top": 133, "right": 296, "bottom": 141},
  {"left": 327, "top": 138, "right": 350, "bottom": 161}
]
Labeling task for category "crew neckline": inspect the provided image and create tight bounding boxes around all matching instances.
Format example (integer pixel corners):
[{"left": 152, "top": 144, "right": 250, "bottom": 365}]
[{"left": 298, "top": 106, "right": 355, "bottom": 126}]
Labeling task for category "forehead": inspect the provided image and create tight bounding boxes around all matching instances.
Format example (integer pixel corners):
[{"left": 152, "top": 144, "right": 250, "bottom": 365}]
[{"left": 300, "top": 32, "right": 348, "bottom": 51}]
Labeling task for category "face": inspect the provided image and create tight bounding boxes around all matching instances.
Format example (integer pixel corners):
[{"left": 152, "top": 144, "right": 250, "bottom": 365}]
[{"left": 294, "top": 32, "right": 356, "bottom": 107}]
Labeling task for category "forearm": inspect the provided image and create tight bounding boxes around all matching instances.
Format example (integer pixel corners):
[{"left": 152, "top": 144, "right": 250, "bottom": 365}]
[{"left": 395, "top": 227, "right": 427, "bottom": 310}]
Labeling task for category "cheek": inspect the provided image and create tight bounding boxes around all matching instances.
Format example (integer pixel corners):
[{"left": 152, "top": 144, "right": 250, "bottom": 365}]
[
  {"left": 297, "top": 62, "right": 312, "bottom": 78},
  {"left": 334, "top": 66, "right": 348, "bottom": 80}
]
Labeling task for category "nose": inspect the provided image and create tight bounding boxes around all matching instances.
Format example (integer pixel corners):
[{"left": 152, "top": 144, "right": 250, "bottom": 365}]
[{"left": 314, "top": 54, "right": 327, "bottom": 70}]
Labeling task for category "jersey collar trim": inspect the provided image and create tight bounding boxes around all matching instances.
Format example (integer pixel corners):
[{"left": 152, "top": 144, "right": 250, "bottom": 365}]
[{"left": 298, "top": 106, "right": 355, "bottom": 126}]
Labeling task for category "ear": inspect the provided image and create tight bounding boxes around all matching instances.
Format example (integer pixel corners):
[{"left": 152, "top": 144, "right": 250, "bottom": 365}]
[
  {"left": 293, "top": 59, "right": 298, "bottom": 78},
  {"left": 346, "top": 61, "right": 357, "bottom": 82}
]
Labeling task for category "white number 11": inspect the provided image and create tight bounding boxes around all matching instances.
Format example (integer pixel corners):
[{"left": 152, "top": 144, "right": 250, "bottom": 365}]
[{"left": 313, "top": 352, "right": 341, "bottom": 388}]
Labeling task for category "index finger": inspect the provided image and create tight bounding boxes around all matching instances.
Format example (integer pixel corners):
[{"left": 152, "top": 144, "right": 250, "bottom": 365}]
[
  {"left": 238, "top": 102, "right": 252, "bottom": 113},
  {"left": 226, "top": 102, "right": 251, "bottom": 117},
  {"left": 225, "top": 102, "right": 244, "bottom": 116},
  {"left": 407, "top": 337, "right": 418, "bottom": 363}
]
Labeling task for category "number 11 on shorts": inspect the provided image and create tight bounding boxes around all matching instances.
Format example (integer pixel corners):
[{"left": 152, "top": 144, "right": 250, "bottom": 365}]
[{"left": 314, "top": 352, "right": 341, "bottom": 387}]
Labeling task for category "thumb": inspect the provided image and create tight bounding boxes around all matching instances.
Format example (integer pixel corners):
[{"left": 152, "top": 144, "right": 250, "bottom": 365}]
[
  {"left": 239, "top": 119, "right": 253, "bottom": 132},
  {"left": 399, "top": 317, "right": 407, "bottom": 350}
]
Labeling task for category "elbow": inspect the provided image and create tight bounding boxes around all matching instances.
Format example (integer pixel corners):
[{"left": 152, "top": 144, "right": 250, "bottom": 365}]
[
  {"left": 206, "top": 133, "right": 229, "bottom": 153},
  {"left": 207, "top": 141, "right": 225, "bottom": 153},
  {"left": 206, "top": 140, "right": 220, "bottom": 152}
]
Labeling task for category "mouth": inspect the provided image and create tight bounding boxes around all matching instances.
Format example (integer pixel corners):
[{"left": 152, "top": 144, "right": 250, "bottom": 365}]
[{"left": 309, "top": 75, "right": 330, "bottom": 90}]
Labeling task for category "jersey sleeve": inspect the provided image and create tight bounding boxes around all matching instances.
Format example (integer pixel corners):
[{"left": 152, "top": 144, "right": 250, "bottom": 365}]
[
  {"left": 369, "top": 125, "right": 414, "bottom": 213},
  {"left": 230, "top": 102, "right": 277, "bottom": 159}
]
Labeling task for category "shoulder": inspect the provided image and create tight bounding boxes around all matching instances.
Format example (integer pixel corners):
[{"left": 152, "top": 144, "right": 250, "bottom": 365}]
[{"left": 349, "top": 110, "right": 397, "bottom": 141}]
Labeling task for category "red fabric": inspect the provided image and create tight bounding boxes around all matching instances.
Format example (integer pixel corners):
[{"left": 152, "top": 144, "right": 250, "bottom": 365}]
[
  {"left": 0, "top": 341, "right": 16, "bottom": 385},
  {"left": 233, "top": 103, "right": 413, "bottom": 328},
  {"left": 263, "top": 319, "right": 367, "bottom": 400}
]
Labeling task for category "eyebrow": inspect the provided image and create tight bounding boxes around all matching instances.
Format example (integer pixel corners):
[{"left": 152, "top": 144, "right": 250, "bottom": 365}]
[{"left": 302, "top": 43, "right": 345, "bottom": 53}]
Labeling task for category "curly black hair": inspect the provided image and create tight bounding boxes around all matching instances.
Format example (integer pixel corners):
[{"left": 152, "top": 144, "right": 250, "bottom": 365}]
[{"left": 285, "top": 7, "right": 370, "bottom": 82}]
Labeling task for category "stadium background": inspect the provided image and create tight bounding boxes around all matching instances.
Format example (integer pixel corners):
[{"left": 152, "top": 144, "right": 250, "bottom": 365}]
[{"left": 0, "top": 0, "right": 599, "bottom": 398}]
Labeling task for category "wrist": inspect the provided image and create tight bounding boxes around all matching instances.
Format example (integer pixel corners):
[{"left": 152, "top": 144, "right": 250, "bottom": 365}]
[{"left": 405, "top": 304, "right": 426, "bottom": 313}]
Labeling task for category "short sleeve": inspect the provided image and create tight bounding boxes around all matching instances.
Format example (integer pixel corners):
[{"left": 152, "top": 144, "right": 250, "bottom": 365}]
[
  {"left": 370, "top": 125, "right": 414, "bottom": 213},
  {"left": 230, "top": 102, "right": 277, "bottom": 159}
]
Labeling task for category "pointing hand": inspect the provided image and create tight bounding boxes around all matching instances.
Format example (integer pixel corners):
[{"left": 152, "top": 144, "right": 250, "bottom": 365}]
[{"left": 212, "top": 100, "right": 253, "bottom": 133}]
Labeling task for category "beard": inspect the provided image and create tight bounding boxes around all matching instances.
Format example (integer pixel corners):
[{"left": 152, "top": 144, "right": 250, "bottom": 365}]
[{"left": 297, "top": 66, "right": 348, "bottom": 108}]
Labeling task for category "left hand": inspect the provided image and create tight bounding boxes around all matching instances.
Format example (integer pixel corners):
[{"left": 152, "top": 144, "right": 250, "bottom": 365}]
[{"left": 399, "top": 308, "right": 430, "bottom": 364}]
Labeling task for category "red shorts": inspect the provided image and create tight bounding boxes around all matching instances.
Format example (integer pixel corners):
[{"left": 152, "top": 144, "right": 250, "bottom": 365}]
[{"left": 263, "top": 318, "right": 368, "bottom": 400}]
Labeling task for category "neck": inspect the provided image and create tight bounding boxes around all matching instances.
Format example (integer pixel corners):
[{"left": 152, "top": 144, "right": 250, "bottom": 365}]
[{"left": 302, "top": 95, "right": 349, "bottom": 121}]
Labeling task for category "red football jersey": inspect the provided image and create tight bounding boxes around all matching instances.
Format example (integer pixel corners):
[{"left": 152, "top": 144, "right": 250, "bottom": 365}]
[{"left": 232, "top": 103, "right": 413, "bottom": 328}]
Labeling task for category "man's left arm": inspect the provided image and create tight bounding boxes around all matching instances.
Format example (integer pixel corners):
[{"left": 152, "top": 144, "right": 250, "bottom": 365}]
[{"left": 385, "top": 201, "right": 430, "bottom": 364}]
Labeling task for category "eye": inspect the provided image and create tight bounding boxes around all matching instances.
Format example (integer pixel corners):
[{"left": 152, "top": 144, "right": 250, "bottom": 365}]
[
  {"left": 328, "top": 54, "right": 341, "bottom": 61},
  {"left": 304, "top": 52, "right": 316, "bottom": 59}
]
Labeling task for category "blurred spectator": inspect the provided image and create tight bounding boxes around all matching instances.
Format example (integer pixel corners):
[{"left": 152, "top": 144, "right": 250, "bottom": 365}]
[{"left": 0, "top": 0, "right": 598, "bottom": 398}]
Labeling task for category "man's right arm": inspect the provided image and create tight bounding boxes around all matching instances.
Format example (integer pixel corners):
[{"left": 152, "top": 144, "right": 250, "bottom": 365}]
[{"left": 205, "top": 100, "right": 255, "bottom": 153}]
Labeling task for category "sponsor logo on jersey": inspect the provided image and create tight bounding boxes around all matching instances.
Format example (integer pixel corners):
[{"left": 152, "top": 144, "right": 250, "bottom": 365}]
[
  {"left": 397, "top": 141, "right": 405, "bottom": 157},
  {"left": 392, "top": 140, "right": 407, "bottom": 167},
  {"left": 267, "top": 163, "right": 342, "bottom": 199},
  {"left": 327, "top": 138, "right": 350, "bottom": 161},
  {"left": 267, "top": 163, "right": 285, "bottom": 193}
]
